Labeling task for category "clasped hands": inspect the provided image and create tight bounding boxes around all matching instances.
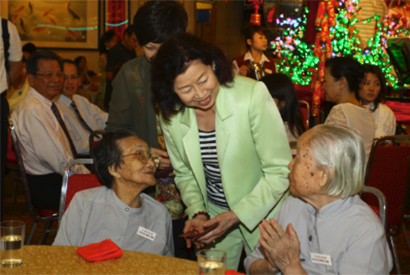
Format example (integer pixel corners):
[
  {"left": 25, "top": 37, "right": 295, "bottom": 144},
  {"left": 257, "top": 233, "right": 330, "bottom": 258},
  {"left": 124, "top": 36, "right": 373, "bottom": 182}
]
[
  {"left": 183, "top": 211, "right": 239, "bottom": 249},
  {"left": 259, "top": 219, "right": 306, "bottom": 275}
]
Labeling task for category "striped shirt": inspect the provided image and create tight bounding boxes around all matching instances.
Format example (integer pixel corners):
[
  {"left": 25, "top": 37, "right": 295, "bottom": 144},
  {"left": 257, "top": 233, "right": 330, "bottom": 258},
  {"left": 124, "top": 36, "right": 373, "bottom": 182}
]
[
  {"left": 199, "top": 130, "right": 230, "bottom": 210},
  {"left": 354, "top": 0, "right": 387, "bottom": 45}
]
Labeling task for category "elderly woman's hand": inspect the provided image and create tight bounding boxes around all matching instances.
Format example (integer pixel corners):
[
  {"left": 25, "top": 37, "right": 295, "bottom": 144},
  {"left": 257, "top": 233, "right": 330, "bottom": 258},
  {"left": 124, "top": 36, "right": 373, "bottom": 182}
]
[
  {"left": 259, "top": 219, "right": 307, "bottom": 275},
  {"left": 184, "top": 214, "right": 208, "bottom": 249},
  {"left": 196, "top": 211, "right": 240, "bottom": 244}
]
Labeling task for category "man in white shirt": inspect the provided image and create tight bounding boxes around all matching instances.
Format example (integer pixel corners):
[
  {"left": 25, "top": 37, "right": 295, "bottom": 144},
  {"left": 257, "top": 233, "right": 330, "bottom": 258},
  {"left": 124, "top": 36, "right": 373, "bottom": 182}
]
[
  {"left": 11, "top": 50, "right": 90, "bottom": 211},
  {"left": 1, "top": 18, "right": 22, "bottom": 221},
  {"left": 56, "top": 59, "right": 108, "bottom": 156}
]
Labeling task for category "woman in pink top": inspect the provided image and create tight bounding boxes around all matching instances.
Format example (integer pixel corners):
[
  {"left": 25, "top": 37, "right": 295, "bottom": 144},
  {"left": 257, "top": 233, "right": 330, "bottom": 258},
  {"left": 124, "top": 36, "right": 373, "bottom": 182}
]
[{"left": 323, "top": 57, "right": 375, "bottom": 162}]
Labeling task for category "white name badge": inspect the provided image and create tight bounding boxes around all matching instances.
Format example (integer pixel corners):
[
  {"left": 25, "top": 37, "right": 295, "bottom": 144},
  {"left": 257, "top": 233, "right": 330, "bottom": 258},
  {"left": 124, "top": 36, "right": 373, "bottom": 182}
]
[
  {"left": 310, "top": 252, "right": 332, "bottom": 266},
  {"left": 265, "top": 68, "right": 273, "bottom": 74},
  {"left": 137, "top": 226, "right": 156, "bottom": 241}
]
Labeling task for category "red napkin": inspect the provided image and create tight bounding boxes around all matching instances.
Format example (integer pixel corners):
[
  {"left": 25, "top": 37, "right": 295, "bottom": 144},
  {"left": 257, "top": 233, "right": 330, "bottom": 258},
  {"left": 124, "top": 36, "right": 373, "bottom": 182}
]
[
  {"left": 225, "top": 270, "right": 244, "bottom": 275},
  {"left": 77, "top": 239, "right": 123, "bottom": 262}
]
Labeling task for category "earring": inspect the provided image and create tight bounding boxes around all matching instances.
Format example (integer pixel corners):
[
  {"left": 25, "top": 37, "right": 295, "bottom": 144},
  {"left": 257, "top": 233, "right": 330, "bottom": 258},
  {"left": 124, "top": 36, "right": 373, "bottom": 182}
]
[{"left": 212, "top": 63, "right": 217, "bottom": 71}]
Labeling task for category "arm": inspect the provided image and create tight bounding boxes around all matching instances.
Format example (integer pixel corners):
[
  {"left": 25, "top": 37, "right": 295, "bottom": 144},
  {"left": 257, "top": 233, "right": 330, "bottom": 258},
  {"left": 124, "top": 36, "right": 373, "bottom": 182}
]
[
  {"left": 165, "top": 212, "right": 175, "bottom": 257},
  {"left": 105, "top": 64, "right": 133, "bottom": 132},
  {"left": 232, "top": 60, "right": 240, "bottom": 75},
  {"left": 6, "top": 21, "right": 22, "bottom": 86},
  {"left": 246, "top": 242, "right": 279, "bottom": 275},
  {"left": 230, "top": 82, "right": 292, "bottom": 231},
  {"left": 8, "top": 60, "right": 22, "bottom": 86},
  {"left": 88, "top": 99, "right": 108, "bottom": 129}
]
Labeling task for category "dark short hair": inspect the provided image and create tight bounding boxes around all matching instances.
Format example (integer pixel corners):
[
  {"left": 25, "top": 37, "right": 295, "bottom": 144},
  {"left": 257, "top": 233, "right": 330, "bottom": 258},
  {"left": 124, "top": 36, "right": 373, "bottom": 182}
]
[
  {"left": 93, "top": 129, "right": 136, "bottom": 188},
  {"left": 74, "top": 56, "right": 85, "bottom": 66},
  {"left": 357, "top": 64, "right": 386, "bottom": 112},
  {"left": 26, "top": 50, "right": 62, "bottom": 75},
  {"left": 152, "top": 33, "right": 234, "bottom": 122},
  {"left": 261, "top": 73, "right": 305, "bottom": 138},
  {"left": 133, "top": 0, "right": 187, "bottom": 47},
  {"left": 123, "top": 25, "right": 134, "bottom": 39},
  {"left": 22, "top": 42, "right": 37, "bottom": 54},
  {"left": 61, "top": 59, "right": 79, "bottom": 76},
  {"left": 325, "top": 57, "right": 364, "bottom": 93},
  {"left": 99, "top": 30, "right": 116, "bottom": 54},
  {"left": 242, "top": 25, "right": 267, "bottom": 51}
]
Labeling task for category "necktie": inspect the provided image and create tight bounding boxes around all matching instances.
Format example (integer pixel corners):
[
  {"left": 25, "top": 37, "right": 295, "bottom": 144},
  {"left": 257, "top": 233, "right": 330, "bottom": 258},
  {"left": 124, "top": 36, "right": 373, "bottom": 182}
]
[
  {"left": 51, "top": 102, "right": 78, "bottom": 158},
  {"left": 71, "top": 101, "right": 93, "bottom": 133}
]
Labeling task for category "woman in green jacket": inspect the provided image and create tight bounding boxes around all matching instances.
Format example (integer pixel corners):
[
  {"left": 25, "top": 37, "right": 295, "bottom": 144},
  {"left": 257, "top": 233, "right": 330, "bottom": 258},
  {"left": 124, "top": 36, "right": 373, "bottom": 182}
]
[{"left": 151, "top": 33, "right": 292, "bottom": 270}]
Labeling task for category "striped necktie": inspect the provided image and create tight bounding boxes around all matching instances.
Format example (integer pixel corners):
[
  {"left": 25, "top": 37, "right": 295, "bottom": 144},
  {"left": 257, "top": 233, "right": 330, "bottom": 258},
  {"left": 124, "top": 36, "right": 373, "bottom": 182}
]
[
  {"left": 71, "top": 101, "right": 93, "bottom": 133},
  {"left": 50, "top": 102, "right": 78, "bottom": 158}
]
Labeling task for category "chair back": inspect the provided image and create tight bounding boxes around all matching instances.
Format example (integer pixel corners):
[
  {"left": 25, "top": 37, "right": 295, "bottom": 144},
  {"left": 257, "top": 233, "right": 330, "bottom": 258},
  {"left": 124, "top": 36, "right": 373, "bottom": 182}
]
[
  {"left": 298, "top": 100, "right": 310, "bottom": 129},
  {"left": 58, "top": 159, "right": 103, "bottom": 227},
  {"left": 363, "top": 186, "right": 387, "bottom": 228},
  {"left": 363, "top": 135, "right": 410, "bottom": 235}
]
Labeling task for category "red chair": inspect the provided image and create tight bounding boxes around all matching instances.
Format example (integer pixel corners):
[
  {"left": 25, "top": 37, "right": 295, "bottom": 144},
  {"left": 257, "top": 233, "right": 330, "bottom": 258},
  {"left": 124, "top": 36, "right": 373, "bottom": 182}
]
[
  {"left": 298, "top": 100, "right": 310, "bottom": 129},
  {"left": 58, "top": 159, "right": 102, "bottom": 228},
  {"left": 363, "top": 135, "right": 410, "bottom": 275},
  {"left": 8, "top": 117, "right": 58, "bottom": 245}
]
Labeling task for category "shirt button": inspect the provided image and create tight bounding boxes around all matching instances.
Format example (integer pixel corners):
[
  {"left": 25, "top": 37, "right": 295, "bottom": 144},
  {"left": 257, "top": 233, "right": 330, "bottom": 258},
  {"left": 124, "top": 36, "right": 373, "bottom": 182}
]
[
  {"left": 309, "top": 236, "right": 312, "bottom": 241},
  {"left": 117, "top": 237, "right": 122, "bottom": 240},
  {"left": 125, "top": 208, "right": 129, "bottom": 212}
]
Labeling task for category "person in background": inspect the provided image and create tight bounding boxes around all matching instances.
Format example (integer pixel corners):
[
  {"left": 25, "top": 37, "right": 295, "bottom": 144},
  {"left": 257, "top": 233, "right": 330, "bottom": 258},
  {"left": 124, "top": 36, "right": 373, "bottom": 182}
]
[
  {"left": 152, "top": 33, "right": 291, "bottom": 270},
  {"left": 74, "top": 56, "right": 96, "bottom": 89},
  {"left": 245, "top": 124, "right": 392, "bottom": 275},
  {"left": 54, "top": 129, "right": 174, "bottom": 257},
  {"left": 7, "top": 56, "right": 29, "bottom": 113},
  {"left": 105, "top": 0, "right": 189, "bottom": 259},
  {"left": 98, "top": 30, "right": 117, "bottom": 110},
  {"left": 323, "top": 57, "right": 374, "bottom": 162},
  {"left": 1, "top": 18, "right": 22, "bottom": 222},
  {"left": 11, "top": 50, "right": 90, "bottom": 211},
  {"left": 261, "top": 73, "right": 305, "bottom": 146},
  {"left": 22, "top": 42, "right": 37, "bottom": 60},
  {"left": 104, "top": 25, "right": 138, "bottom": 111},
  {"left": 55, "top": 59, "right": 108, "bottom": 156},
  {"left": 357, "top": 64, "right": 396, "bottom": 138},
  {"left": 233, "top": 25, "right": 276, "bottom": 79}
]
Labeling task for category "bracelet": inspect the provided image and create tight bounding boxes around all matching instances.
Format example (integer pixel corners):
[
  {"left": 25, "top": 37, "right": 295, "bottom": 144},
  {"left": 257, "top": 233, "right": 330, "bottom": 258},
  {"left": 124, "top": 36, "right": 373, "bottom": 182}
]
[{"left": 192, "top": 211, "right": 210, "bottom": 220}]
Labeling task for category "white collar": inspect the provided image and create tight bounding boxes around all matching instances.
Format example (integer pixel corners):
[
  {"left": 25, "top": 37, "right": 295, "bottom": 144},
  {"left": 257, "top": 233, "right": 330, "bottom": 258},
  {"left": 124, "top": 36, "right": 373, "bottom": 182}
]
[
  {"left": 57, "top": 94, "right": 73, "bottom": 107},
  {"left": 243, "top": 51, "right": 270, "bottom": 64}
]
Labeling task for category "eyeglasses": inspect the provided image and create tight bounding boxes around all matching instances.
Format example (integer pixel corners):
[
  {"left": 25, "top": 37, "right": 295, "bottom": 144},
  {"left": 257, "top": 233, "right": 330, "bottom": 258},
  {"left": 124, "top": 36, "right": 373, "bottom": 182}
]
[
  {"left": 35, "top": 72, "right": 63, "bottom": 79},
  {"left": 64, "top": 75, "right": 79, "bottom": 81},
  {"left": 122, "top": 150, "right": 160, "bottom": 167}
]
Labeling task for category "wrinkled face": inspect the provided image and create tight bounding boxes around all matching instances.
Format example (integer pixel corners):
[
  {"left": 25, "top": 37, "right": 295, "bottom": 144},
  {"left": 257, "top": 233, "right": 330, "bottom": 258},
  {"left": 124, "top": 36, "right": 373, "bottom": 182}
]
[
  {"left": 322, "top": 67, "right": 340, "bottom": 103},
  {"left": 248, "top": 32, "right": 268, "bottom": 52},
  {"left": 105, "top": 36, "right": 118, "bottom": 50},
  {"left": 62, "top": 63, "right": 79, "bottom": 98},
  {"left": 173, "top": 59, "right": 220, "bottom": 111},
  {"left": 288, "top": 132, "right": 325, "bottom": 200},
  {"left": 113, "top": 136, "right": 157, "bottom": 187},
  {"left": 359, "top": 73, "right": 381, "bottom": 105},
  {"left": 142, "top": 42, "right": 163, "bottom": 63},
  {"left": 28, "top": 59, "right": 63, "bottom": 101}
]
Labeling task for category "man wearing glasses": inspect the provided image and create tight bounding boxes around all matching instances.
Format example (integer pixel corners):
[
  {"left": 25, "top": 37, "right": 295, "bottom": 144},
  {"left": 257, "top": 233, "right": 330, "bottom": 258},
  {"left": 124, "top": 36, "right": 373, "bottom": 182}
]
[
  {"left": 11, "top": 50, "right": 90, "bottom": 212},
  {"left": 55, "top": 59, "right": 108, "bottom": 157}
]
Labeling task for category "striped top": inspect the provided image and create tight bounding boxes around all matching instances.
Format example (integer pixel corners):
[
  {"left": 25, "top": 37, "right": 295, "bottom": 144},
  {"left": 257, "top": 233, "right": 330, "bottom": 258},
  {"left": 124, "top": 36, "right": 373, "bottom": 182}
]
[
  {"left": 199, "top": 130, "right": 230, "bottom": 210},
  {"left": 354, "top": 0, "right": 387, "bottom": 45}
]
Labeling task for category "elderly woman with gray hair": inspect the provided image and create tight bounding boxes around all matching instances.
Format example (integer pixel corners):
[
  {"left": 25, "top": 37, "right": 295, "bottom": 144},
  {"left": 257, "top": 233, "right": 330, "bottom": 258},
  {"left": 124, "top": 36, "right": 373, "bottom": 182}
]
[{"left": 245, "top": 124, "right": 392, "bottom": 275}]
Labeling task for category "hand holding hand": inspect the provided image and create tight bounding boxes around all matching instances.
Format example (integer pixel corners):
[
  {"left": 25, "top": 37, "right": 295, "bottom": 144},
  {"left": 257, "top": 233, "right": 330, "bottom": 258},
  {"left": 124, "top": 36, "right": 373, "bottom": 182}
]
[
  {"left": 239, "top": 65, "right": 248, "bottom": 76},
  {"left": 183, "top": 215, "right": 208, "bottom": 249},
  {"left": 196, "top": 211, "right": 240, "bottom": 244}
]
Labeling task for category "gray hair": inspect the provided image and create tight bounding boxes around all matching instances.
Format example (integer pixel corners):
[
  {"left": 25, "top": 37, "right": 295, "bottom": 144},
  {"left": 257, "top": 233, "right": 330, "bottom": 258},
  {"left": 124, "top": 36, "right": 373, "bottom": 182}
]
[{"left": 308, "top": 124, "right": 366, "bottom": 198}]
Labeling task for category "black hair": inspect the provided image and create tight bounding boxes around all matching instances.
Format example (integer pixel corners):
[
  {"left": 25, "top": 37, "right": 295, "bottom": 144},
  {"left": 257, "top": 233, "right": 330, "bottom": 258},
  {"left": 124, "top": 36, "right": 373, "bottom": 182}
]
[
  {"left": 123, "top": 25, "right": 135, "bottom": 39},
  {"left": 261, "top": 73, "right": 305, "bottom": 138},
  {"left": 22, "top": 42, "right": 37, "bottom": 54},
  {"left": 242, "top": 25, "right": 267, "bottom": 51},
  {"left": 133, "top": 0, "right": 187, "bottom": 47},
  {"left": 93, "top": 129, "right": 136, "bottom": 188},
  {"left": 74, "top": 56, "right": 86, "bottom": 66},
  {"left": 99, "top": 30, "right": 116, "bottom": 55},
  {"left": 357, "top": 64, "right": 386, "bottom": 112},
  {"left": 26, "top": 50, "right": 62, "bottom": 75},
  {"left": 61, "top": 59, "right": 80, "bottom": 76},
  {"left": 325, "top": 57, "right": 364, "bottom": 93},
  {"left": 152, "top": 33, "right": 234, "bottom": 122}
]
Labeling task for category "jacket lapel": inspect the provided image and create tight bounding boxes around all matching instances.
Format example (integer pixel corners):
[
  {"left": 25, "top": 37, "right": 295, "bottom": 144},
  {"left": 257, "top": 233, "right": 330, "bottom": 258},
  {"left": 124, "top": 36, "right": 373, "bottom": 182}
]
[
  {"left": 215, "top": 86, "right": 233, "bottom": 170},
  {"left": 180, "top": 109, "right": 207, "bottom": 201}
]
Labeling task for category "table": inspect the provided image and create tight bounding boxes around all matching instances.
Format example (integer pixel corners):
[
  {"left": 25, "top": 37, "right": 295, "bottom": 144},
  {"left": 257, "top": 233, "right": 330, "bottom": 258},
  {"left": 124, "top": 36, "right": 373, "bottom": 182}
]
[{"left": 1, "top": 245, "right": 198, "bottom": 274}]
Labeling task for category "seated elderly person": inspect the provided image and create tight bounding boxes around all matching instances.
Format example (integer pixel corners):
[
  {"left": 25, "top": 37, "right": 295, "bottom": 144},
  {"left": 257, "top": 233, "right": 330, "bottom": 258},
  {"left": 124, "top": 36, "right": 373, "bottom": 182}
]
[
  {"left": 245, "top": 124, "right": 392, "bottom": 275},
  {"left": 53, "top": 129, "right": 174, "bottom": 256}
]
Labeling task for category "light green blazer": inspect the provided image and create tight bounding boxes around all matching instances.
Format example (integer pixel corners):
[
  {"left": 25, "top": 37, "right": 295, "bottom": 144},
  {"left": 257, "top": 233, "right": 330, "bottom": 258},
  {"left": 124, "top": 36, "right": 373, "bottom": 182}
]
[{"left": 161, "top": 76, "right": 292, "bottom": 237}]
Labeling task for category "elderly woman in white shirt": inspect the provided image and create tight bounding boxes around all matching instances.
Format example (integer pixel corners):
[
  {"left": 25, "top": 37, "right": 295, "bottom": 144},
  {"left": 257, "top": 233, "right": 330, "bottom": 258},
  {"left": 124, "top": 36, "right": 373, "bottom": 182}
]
[
  {"left": 357, "top": 64, "right": 396, "bottom": 138},
  {"left": 245, "top": 124, "right": 392, "bottom": 275},
  {"left": 53, "top": 129, "right": 174, "bottom": 256}
]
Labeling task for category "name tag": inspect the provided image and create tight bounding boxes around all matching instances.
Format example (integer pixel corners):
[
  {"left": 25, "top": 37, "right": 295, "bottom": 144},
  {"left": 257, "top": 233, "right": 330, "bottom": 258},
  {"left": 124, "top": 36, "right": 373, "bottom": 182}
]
[
  {"left": 265, "top": 68, "right": 273, "bottom": 74},
  {"left": 137, "top": 226, "right": 156, "bottom": 241},
  {"left": 310, "top": 252, "right": 332, "bottom": 266}
]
